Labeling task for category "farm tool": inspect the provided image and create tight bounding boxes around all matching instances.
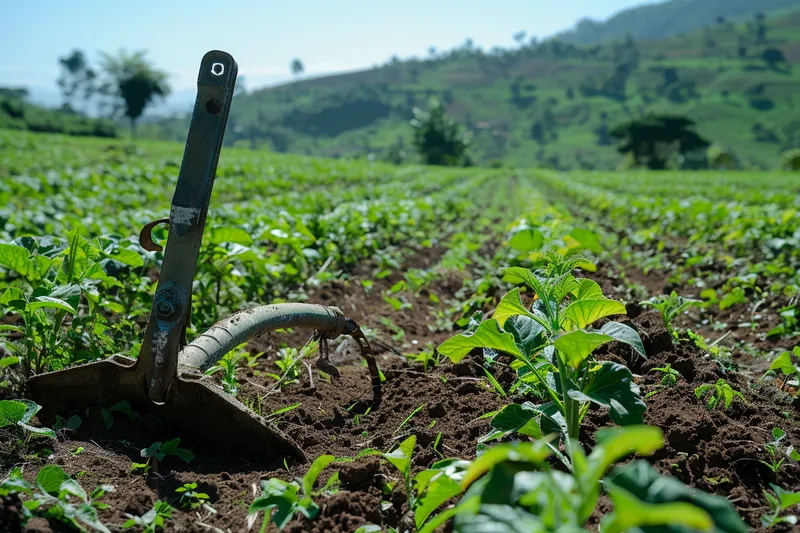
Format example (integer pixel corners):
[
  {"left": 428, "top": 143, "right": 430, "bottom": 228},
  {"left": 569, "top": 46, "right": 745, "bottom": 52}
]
[{"left": 27, "top": 51, "right": 380, "bottom": 461}]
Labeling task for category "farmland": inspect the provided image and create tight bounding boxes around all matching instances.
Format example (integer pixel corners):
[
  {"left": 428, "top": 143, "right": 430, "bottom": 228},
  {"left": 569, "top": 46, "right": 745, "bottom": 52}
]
[{"left": 1, "top": 129, "right": 799, "bottom": 533}]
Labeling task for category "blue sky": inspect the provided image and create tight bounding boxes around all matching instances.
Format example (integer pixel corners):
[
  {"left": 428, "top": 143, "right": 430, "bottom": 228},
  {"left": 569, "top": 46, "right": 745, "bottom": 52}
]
[{"left": 4, "top": 0, "right": 657, "bottom": 111}]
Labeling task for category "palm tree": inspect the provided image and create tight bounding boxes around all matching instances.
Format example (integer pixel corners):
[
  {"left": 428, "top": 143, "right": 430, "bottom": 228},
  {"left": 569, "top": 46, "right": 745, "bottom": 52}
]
[{"left": 98, "top": 50, "right": 171, "bottom": 138}]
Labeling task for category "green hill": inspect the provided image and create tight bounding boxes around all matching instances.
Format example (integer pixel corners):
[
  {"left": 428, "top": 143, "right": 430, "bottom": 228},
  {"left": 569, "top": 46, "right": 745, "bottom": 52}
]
[
  {"left": 557, "top": 0, "right": 800, "bottom": 45},
  {"left": 145, "top": 8, "right": 800, "bottom": 170}
]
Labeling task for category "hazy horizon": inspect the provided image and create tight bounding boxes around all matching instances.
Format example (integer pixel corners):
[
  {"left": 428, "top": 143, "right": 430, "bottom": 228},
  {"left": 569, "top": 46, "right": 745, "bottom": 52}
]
[{"left": 4, "top": 0, "right": 660, "bottom": 114}]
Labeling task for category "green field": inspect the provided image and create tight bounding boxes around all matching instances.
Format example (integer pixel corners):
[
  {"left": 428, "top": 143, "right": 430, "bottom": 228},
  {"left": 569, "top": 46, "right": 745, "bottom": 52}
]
[{"left": 1, "top": 130, "right": 799, "bottom": 532}]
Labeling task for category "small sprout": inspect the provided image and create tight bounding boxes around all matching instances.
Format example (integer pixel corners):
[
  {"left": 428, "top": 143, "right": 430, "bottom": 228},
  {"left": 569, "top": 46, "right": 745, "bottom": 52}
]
[
  {"left": 642, "top": 291, "right": 701, "bottom": 336},
  {"left": 122, "top": 500, "right": 175, "bottom": 533},
  {"left": 175, "top": 482, "right": 211, "bottom": 510},
  {"left": 141, "top": 438, "right": 194, "bottom": 463},
  {"left": 71, "top": 446, "right": 85, "bottom": 456},
  {"left": 695, "top": 379, "right": 747, "bottom": 411}
]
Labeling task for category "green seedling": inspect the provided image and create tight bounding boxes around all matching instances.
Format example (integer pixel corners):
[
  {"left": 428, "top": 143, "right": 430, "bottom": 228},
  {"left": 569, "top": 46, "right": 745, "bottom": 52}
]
[
  {"left": 761, "top": 484, "right": 800, "bottom": 529},
  {"left": 641, "top": 291, "right": 701, "bottom": 336},
  {"left": 438, "top": 253, "right": 647, "bottom": 451},
  {"left": 141, "top": 438, "right": 195, "bottom": 463},
  {"left": 695, "top": 379, "right": 748, "bottom": 411},
  {"left": 175, "top": 482, "right": 211, "bottom": 510},
  {"left": 765, "top": 347, "right": 800, "bottom": 392},
  {"left": 130, "top": 460, "right": 151, "bottom": 475},
  {"left": 418, "top": 426, "right": 747, "bottom": 533},
  {"left": 247, "top": 454, "right": 335, "bottom": 531},
  {"left": 644, "top": 364, "right": 681, "bottom": 399},
  {"left": 54, "top": 414, "right": 82, "bottom": 431},
  {"left": 759, "top": 428, "right": 800, "bottom": 483},
  {"left": 0, "top": 464, "right": 113, "bottom": 533},
  {"left": 359, "top": 435, "right": 470, "bottom": 532},
  {"left": 121, "top": 500, "right": 175, "bottom": 533}
]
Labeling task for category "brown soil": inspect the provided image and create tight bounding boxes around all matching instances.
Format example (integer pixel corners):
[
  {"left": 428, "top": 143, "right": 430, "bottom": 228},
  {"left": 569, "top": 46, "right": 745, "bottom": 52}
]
[{"left": 3, "top": 255, "right": 799, "bottom": 532}]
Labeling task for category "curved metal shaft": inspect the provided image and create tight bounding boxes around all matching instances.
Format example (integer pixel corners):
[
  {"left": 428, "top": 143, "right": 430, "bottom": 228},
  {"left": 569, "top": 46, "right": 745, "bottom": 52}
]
[{"left": 178, "top": 303, "right": 347, "bottom": 371}]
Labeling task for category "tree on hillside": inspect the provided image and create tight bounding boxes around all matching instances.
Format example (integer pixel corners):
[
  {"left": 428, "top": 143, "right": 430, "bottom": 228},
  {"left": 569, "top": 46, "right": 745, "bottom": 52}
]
[
  {"left": 762, "top": 48, "right": 788, "bottom": 71},
  {"left": 98, "top": 50, "right": 170, "bottom": 139},
  {"left": 513, "top": 31, "right": 527, "bottom": 46},
  {"left": 291, "top": 59, "right": 304, "bottom": 76},
  {"left": 610, "top": 114, "right": 711, "bottom": 170},
  {"left": 57, "top": 49, "right": 97, "bottom": 112},
  {"left": 409, "top": 96, "right": 472, "bottom": 166}
]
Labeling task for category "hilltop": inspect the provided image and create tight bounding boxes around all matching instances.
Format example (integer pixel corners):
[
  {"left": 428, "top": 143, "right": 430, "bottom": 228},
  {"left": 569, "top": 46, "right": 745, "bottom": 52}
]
[
  {"left": 145, "top": 8, "right": 800, "bottom": 170},
  {"left": 557, "top": 0, "right": 800, "bottom": 45}
]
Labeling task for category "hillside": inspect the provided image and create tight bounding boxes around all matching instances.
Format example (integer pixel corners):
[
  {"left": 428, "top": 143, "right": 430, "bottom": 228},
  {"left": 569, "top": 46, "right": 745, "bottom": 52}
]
[
  {"left": 144, "top": 9, "right": 800, "bottom": 170},
  {"left": 557, "top": 0, "right": 800, "bottom": 46}
]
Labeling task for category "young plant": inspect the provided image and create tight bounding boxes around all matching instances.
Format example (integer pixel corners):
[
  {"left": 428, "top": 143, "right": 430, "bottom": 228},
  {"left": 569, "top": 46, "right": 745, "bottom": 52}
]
[
  {"left": 641, "top": 290, "right": 701, "bottom": 336},
  {"left": 360, "top": 435, "right": 469, "bottom": 532},
  {"left": 759, "top": 428, "right": 800, "bottom": 483},
  {"left": 247, "top": 454, "right": 335, "bottom": 531},
  {"left": 0, "top": 399, "right": 56, "bottom": 447},
  {"left": 140, "top": 438, "right": 195, "bottom": 464},
  {"left": 695, "top": 379, "right": 747, "bottom": 411},
  {"left": 420, "top": 426, "right": 747, "bottom": 533},
  {"left": 765, "top": 346, "right": 800, "bottom": 392},
  {"left": 761, "top": 484, "right": 800, "bottom": 529},
  {"left": 121, "top": 500, "right": 175, "bottom": 533},
  {"left": 0, "top": 464, "right": 113, "bottom": 533},
  {"left": 644, "top": 364, "right": 681, "bottom": 399},
  {"left": 438, "top": 253, "right": 647, "bottom": 448},
  {"left": 175, "top": 482, "right": 211, "bottom": 510}
]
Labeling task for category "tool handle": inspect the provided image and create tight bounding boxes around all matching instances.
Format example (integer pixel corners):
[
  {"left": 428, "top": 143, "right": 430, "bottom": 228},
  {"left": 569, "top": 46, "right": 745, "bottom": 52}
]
[
  {"left": 178, "top": 304, "right": 348, "bottom": 372},
  {"left": 139, "top": 51, "right": 238, "bottom": 403}
]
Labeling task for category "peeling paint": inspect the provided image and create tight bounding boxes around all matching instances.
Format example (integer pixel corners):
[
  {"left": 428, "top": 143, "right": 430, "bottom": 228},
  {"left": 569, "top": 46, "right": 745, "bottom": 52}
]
[
  {"left": 171, "top": 205, "right": 200, "bottom": 226},
  {"left": 153, "top": 330, "right": 169, "bottom": 365}
]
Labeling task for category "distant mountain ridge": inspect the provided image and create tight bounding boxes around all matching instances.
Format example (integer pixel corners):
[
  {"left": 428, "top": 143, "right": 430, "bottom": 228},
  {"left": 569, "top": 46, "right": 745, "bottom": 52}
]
[{"left": 557, "top": 0, "right": 800, "bottom": 45}]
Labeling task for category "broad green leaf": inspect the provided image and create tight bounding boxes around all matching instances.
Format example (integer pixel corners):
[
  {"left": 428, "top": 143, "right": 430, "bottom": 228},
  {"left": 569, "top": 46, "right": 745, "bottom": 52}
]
[
  {"left": 772, "top": 484, "right": 800, "bottom": 512},
  {"left": 552, "top": 274, "right": 581, "bottom": 304},
  {"left": 438, "top": 319, "right": 522, "bottom": 363},
  {"left": 207, "top": 226, "right": 253, "bottom": 246},
  {"left": 28, "top": 296, "right": 77, "bottom": 314},
  {"left": 159, "top": 438, "right": 194, "bottom": 463},
  {"left": 571, "top": 278, "right": 604, "bottom": 301},
  {"left": 0, "top": 244, "right": 38, "bottom": 282},
  {"left": 0, "top": 356, "right": 19, "bottom": 368},
  {"left": 568, "top": 362, "right": 645, "bottom": 426},
  {"left": 414, "top": 474, "right": 461, "bottom": 527},
  {"left": 606, "top": 461, "right": 749, "bottom": 533},
  {"left": 36, "top": 465, "right": 70, "bottom": 496},
  {"left": 603, "top": 484, "right": 714, "bottom": 532},
  {"left": 19, "top": 423, "right": 56, "bottom": 439},
  {"left": 562, "top": 299, "right": 626, "bottom": 330},
  {"left": 569, "top": 228, "right": 603, "bottom": 254},
  {"left": 384, "top": 435, "right": 416, "bottom": 479},
  {"left": 554, "top": 330, "right": 613, "bottom": 368},
  {"left": 585, "top": 426, "right": 663, "bottom": 488},
  {"left": 501, "top": 267, "right": 548, "bottom": 297},
  {"left": 600, "top": 321, "right": 646, "bottom": 359},
  {"left": 303, "top": 454, "right": 335, "bottom": 496},
  {"left": 0, "top": 287, "right": 26, "bottom": 306},
  {"left": 490, "top": 404, "right": 542, "bottom": 439},
  {"left": 508, "top": 228, "right": 543, "bottom": 253},
  {"left": 0, "top": 400, "right": 27, "bottom": 427},
  {"left": 770, "top": 351, "right": 798, "bottom": 376},
  {"left": 493, "top": 288, "right": 538, "bottom": 328},
  {"left": 461, "top": 439, "right": 553, "bottom": 490},
  {"left": 453, "top": 502, "right": 545, "bottom": 532},
  {"left": 104, "top": 247, "right": 144, "bottom": 268},
  {"left": 505, "top": 315, "right": 547, "bottom": 358}
]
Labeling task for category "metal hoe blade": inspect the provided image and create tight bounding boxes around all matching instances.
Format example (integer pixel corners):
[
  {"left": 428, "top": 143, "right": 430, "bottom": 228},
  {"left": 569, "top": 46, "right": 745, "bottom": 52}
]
[{"left": 27, "top": 51, "right": 305, "bottom": 461}]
